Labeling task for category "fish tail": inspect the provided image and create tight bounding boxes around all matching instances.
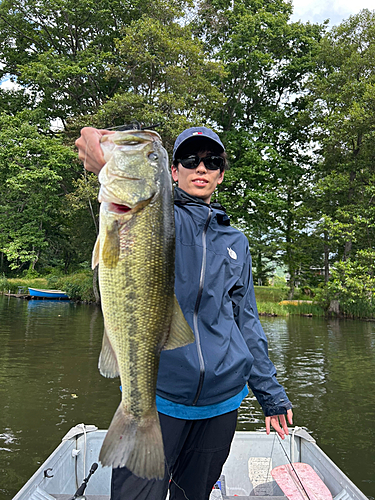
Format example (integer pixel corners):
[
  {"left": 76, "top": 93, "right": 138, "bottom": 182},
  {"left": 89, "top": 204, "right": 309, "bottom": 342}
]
[
  {"left": 99, "top": 403, "right": 137, "bottom": 469},
  {"left": 99, "top": 404, "right": 165, "bottom": 480},
  {"left": 126, "top": 407, "right": 165, "bottom": 480}
]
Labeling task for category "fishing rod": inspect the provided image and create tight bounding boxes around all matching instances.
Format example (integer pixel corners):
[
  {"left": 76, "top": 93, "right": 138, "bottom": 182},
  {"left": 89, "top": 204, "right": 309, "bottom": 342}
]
[
  {"left": 106, "top": 121, "right": 161, "bottom": 131},
  {"left": 69, "top": 462, "right": 98, "bottom": 500},
  {"left": 276, "top": 434, "right": 312, "bottom": 500}
]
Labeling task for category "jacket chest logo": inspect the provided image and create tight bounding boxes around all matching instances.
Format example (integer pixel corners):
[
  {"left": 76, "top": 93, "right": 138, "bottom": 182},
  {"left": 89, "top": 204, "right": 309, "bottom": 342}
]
[{"left": 227, "top": 247, "right": 237, "bottom": 260}]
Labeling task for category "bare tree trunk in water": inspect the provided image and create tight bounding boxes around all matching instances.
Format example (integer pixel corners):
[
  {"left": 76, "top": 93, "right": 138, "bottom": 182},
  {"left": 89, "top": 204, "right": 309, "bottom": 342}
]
[{"left": 93, "top": 265, "right": 100, "bottom": 304}]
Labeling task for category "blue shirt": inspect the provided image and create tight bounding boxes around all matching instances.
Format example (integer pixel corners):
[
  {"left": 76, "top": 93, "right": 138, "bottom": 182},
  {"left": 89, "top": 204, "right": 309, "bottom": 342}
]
[{"left": 156, "top": 385, "right": 249, "bottom": 420}]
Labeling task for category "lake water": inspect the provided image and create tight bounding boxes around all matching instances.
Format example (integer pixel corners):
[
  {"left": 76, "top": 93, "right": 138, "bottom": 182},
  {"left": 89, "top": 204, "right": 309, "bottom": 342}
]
[{"left": 0, "top": 295, "right": 374, "bottom": 499}]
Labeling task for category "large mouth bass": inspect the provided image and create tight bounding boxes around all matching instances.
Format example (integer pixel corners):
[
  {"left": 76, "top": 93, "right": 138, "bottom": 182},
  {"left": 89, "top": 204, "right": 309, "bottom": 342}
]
[{"left": 92, "top": 130, "right": 194, "bottom": 479}]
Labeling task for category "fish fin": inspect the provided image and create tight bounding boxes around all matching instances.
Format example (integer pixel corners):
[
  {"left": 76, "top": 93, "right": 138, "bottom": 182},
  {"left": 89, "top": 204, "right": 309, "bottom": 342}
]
[
  {"left": 98, "top": 329, "right": 120, "bottom": 378},
  {"left": 99, "top": 405, "right": 165, "bottom": 480},
  {"left": 125, "top": 407, "right": 165, "bottom": 479},
  {"left": 92, "top": 235, "right": 100, "bottom": 269},
  {"left": 102, "top": 221, "right": 120, "bottom": 268},
  {"left": 99, "top": 402, "right": 137, "bottom": 469},
  {"left": 163, "top": 295, "right": 195, "bottom": 350}
]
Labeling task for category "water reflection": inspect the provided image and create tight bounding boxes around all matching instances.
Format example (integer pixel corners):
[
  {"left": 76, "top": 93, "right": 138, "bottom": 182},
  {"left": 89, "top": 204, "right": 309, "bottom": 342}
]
[
  {"left": 238, "top": 316, "right": 375, "bottom": 498},
  {"left": 0, "top": 297, "right": 374, "bottom": 499}
]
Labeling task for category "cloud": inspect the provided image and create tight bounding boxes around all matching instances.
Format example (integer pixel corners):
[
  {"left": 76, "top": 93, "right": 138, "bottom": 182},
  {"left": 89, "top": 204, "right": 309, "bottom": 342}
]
[
  {"left": 291, "top": 0, "right": 374, "bottom": 25},
  {"left": 0, "top": 77, "right": 21, "bottom": 91}
]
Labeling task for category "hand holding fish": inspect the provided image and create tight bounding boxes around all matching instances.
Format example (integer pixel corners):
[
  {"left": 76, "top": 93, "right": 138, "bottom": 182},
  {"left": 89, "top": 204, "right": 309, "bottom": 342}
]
[
  {"left": 265, "top": 408, "right": 293, "bottom": 439},
  {"left": 75, "top": 127, "right": 113, "bottom": 174}
]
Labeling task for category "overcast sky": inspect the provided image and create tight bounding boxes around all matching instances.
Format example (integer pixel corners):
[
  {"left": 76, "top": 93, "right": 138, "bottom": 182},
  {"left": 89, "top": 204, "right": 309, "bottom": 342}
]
[{"left": 291, "top": 0, "right": 374, "bottom": 26}]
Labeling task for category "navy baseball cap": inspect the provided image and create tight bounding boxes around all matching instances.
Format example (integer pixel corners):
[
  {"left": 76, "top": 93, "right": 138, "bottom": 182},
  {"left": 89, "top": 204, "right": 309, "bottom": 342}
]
[{"left": 173, "top": 127, "right": 225, "bottom": 160}]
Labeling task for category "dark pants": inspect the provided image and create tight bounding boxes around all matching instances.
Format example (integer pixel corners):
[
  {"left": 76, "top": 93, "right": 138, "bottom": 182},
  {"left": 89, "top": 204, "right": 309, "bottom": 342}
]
[{"left": 111, "top": 410, "right": 238, "bottom": 500}]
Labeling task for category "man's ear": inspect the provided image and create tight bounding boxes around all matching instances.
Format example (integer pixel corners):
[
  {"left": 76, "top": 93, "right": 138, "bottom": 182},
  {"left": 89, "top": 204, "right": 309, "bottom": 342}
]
[
  {"left": 171, "top": 164, "right": 179, "bottom": 182},
  {"left": 217, "top": 170, "right": 224, "bottom": 185}
]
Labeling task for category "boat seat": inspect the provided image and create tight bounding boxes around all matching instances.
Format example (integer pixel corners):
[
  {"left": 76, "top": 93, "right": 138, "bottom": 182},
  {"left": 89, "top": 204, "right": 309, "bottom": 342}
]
[{"left": 224, "top": 497, "right": 287, "bottom": 499}]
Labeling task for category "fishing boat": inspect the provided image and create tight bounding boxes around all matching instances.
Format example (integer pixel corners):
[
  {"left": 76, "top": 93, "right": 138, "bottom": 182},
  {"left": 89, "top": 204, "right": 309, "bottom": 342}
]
[
  {"left": 28, "top": 288, "right": 69, "bottom": 299},
  {"left": 12, "top": 425, "right": 367, "bottom": 500}
]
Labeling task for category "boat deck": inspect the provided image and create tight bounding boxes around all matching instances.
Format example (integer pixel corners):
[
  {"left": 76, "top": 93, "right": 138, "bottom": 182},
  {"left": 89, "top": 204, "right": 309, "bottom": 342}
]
[{"left": 13, "top": 428, "right": 368, "bottom": 500}]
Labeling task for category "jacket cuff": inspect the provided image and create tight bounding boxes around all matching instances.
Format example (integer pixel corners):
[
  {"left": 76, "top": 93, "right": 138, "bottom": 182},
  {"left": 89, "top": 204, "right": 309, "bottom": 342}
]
[{"left": 262, "top": 401, "right": 293, "bottom": 417}]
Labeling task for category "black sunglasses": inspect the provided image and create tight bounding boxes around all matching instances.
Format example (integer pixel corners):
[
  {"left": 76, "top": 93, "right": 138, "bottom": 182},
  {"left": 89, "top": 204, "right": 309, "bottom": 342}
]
[{"left": 177, "top": 155, "right": 224, "bottom": 171}]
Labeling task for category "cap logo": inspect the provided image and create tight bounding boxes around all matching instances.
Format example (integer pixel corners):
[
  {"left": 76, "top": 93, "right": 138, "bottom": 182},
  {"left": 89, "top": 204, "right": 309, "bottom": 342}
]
[
  {"left": 227, "top": 247, "right": 237, "bottom": 260},
  {"left": 192, "top": 132, "right": 203, "bottom": 135}
]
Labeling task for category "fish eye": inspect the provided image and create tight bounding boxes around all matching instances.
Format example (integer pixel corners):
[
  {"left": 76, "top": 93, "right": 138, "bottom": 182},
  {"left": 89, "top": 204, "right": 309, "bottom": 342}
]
[{"left": 149, "top": 152, "right": 158, "bottom": 160}]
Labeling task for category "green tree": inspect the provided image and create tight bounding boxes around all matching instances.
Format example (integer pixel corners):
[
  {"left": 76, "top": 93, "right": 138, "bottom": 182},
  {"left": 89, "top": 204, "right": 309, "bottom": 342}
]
[
  {"left": 80, "top": 14, "right": 226, "bottom": 156},
  {"left": 308, "top": 9, "right": 375, "bottom": 275},
  {"left": 316, "top": 250, "right": 375, "bottom": 318},
  {"left": 196, "top": 0, "right": 325, "bottom": 294},
  {"left": 0, "top": 111, "right": 77, "bottom": 272},
  {"left": 0, "top": 0, "right": 193, "bottom": 125}
]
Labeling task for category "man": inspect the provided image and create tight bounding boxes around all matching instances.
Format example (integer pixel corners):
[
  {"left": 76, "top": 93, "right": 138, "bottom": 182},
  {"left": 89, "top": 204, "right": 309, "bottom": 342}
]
[{"left": 76, "top": 126, "right": 293, "bottom": 500}]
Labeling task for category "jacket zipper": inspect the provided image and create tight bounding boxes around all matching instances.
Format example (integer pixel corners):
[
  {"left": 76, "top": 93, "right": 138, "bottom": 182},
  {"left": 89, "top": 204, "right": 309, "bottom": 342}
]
[{"left": 192, "top": 207, "right": 212, "bottom": 405}]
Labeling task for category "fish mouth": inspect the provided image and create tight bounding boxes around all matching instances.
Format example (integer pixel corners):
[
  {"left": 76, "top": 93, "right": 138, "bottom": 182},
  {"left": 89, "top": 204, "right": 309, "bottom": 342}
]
[
  {"left": 109, "top": 203, "right": 132, "bottom": 214},
  {"left": 106, "top": 198, "right": 152, "bottom": 215}
]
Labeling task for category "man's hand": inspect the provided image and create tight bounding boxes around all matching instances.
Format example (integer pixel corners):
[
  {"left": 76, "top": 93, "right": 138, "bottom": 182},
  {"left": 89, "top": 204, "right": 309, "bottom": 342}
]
[
  {"left": 75, "top": 127, "right": 112, "bottom": 175},
  {"left": 265, "top": 409, "right": 293, "bottom": 439}
]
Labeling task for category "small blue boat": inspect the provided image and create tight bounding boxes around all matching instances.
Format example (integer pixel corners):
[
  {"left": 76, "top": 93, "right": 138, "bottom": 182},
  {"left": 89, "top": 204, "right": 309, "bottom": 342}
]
[{"left": 28, "top": 288, "right": 69, "bottom": 299}]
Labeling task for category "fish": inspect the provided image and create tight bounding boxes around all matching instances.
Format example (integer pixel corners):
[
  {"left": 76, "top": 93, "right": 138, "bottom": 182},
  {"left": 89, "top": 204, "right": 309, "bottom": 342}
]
[{"left": 92, "top": 129, "right": 194, "bottom": 479}]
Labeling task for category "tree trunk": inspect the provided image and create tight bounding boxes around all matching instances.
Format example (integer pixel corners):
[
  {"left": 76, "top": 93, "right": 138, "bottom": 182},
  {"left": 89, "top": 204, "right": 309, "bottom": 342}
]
[
  {"left": 343, "top": 169, "right": 356, "bottom": 261},
  {"left": 324, "top": 231, "right": 330, "bottom": 283},
  {"left": 93, "top": 265, "right": 100, "bottom": 304},
  {"left": 343, "top": 239, "right": 352, "bottom": 261}
]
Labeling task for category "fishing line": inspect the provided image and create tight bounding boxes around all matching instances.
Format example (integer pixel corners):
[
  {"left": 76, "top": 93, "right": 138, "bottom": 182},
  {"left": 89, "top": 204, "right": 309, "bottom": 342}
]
[
  {"left": 106, "top": 121, "right": 161, "bottom": 131},
  {"left": 265, "top": 431, "right": 277, "bottom": 485},
  {"left": 165, "top": 461, "right": 191, "bottom": 500},
  {"left": 276, "top": 433, "right": 312, "bottom": 500}
]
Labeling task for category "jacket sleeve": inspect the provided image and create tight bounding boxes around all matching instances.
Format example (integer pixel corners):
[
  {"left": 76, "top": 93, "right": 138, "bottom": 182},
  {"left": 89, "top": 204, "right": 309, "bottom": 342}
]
[{"left": 231, "top": 243, "right": 292, "bottom": 417}]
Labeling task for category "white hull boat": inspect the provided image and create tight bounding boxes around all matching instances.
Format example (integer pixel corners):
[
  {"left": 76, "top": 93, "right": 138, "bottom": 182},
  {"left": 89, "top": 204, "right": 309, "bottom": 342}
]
[{"left": 12, "top": 425, "right": 368, "bottom": 500}]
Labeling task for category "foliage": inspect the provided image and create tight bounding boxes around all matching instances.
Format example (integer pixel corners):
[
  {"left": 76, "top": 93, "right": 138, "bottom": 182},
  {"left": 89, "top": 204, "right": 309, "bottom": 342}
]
[
  {"left": 55, "top": 271, "right": 96, "bottom": 302},
  {"left": 2, "top": 277, "right": 49, "bottom": 293},
  {"left": 198, "top": 0, "right": 326, "bottom": 296},
  {"left": 0, "top": 0, "right": 193, "bottom": 124},
  {"left": 0, "top": 274, "right": 9, "bottom": 292},
  {"left": 81, "top": 15, "right": 225, "bottom": 158},
  {"left": 62, "top": 173, "right": 100, "bottom": 272},
  {"left": 0, "top": 0, "right": 374, "bottom": 316},
  {"left": 0, "top": 111, "right": 78, "bottom": 271},
  {"left": 316, "top": 250, "right": 375, "bottom": 318},
  {"left": 271, "top": 275, "right": 287, "bottom": 287},
  {"left": 253, "top": 286, "right": 288, "bottom": 303},
  {"left": 308, "top": 9, "right": 375, "bottom": 266}
]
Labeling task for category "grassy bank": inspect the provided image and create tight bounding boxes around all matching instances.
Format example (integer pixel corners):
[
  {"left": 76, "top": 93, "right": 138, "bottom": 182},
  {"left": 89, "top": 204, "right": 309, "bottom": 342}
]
[
  {"left": 256, "top": 300, "right": 325, "bottom": 317},
  {"left": 0, "top": 278, "right": 342, "bottom": 318},
  {"left": 253, "top": 286, "right": 324, "bottom": 317}
]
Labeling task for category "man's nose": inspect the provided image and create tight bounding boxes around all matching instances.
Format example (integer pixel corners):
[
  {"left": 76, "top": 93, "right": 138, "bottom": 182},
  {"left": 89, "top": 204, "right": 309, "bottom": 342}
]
[{"left": 196, "top": 160, "right": 207, "bottom": 172}]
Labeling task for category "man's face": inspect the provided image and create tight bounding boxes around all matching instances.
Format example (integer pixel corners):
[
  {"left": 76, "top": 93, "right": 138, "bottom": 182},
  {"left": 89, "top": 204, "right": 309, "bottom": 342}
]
[{"left": 171, "top": 151, "right": 224, "bottom": 204}]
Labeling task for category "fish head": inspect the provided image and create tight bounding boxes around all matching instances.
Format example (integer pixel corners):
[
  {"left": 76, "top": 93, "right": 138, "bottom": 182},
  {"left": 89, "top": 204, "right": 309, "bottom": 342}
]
[{"left": 98, "top": 130, "right": 168, "bottom": 211}]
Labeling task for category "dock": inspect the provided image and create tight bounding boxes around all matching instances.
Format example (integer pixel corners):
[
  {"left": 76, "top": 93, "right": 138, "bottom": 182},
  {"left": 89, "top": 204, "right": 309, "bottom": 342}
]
[{"left": 4, "top": 292, "right": 32, "bottom": 299}]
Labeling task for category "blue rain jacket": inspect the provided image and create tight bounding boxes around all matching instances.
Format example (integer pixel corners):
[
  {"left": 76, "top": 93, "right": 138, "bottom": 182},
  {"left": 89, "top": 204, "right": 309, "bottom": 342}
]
[{"left": 156, "top": 188, "right": 292, "bottom": 417}]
